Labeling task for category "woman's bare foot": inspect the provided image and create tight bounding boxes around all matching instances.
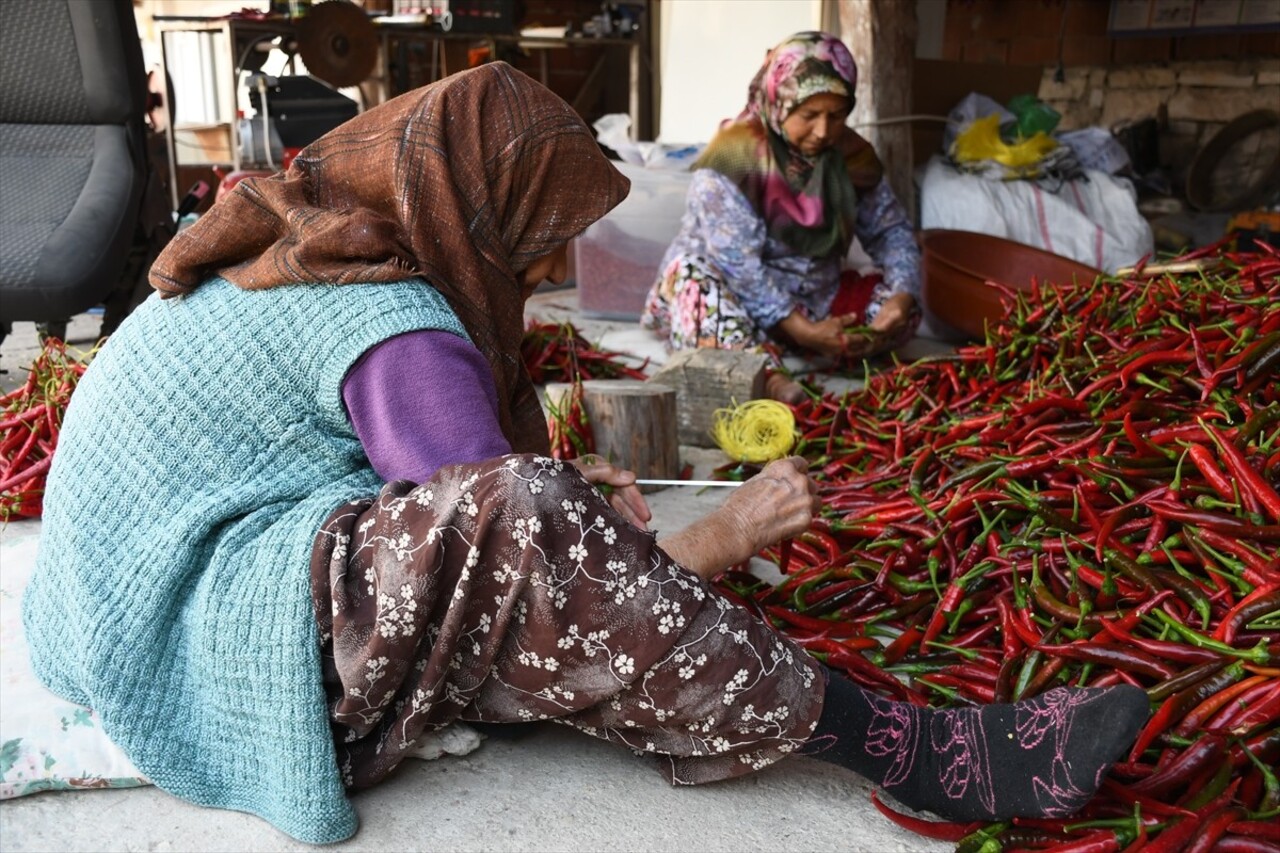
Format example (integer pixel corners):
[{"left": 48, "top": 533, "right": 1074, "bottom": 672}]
[{"left": 764, "top": 372, "right": 807, "bottom": 405}]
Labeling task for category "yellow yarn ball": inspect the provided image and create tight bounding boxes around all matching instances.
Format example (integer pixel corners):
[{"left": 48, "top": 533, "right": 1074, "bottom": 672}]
[{"left": 710, "top": 399, "right": 797, "bottom": 464}]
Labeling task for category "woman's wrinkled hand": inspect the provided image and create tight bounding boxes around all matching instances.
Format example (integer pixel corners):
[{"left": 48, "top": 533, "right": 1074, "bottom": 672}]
[
  {"left": 720, "top": 456, "right": 819, "bottom": 554},
  {"left": 569, "top": 455, "right": 652, "bottom": 531},
  {"left": 654, "top": 456, "right": 818, "bottom": 581}
]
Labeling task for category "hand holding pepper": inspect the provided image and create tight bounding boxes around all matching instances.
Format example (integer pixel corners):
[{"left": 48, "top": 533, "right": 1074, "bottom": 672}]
[
  {"left": 722, "top": 456, "right": 821, "bottom": 549},
  {"left": 658, "top": 457, "right": 819, "bottom": 581},
  {"left": 569, "top": 455, "right": 652, "bottom": 531},
  {"left": 777, "top": 309, "right": 862, "bottom": 358},
  {"left": 843, "top": 293, "right": 917, "bottom": 360}
]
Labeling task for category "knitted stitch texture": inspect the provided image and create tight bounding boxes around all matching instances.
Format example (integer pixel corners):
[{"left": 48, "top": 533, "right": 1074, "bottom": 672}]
[{"left": 22, "top": 277, "right": 468, "bottom": 844}]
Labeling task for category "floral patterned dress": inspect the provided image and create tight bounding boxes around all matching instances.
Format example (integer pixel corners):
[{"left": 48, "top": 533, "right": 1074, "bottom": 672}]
[{"left": 310, "top": 454, "right": 824, "bottom": 789}]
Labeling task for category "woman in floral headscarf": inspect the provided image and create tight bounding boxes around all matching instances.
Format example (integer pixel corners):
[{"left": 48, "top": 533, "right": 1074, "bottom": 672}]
[{"left": 641, "top": 31, "right": 922, "bottom": 400}]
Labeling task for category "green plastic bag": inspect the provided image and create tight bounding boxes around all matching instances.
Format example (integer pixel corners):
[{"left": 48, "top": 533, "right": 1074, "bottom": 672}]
[{"left": 1006, "top": 94, "right": 1061, "bottom": 140}]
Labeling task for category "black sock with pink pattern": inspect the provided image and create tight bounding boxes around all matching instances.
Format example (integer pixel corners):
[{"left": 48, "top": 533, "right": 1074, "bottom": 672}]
[{"left": 805, "top": 672, "right": 1149, "bottom": 821}]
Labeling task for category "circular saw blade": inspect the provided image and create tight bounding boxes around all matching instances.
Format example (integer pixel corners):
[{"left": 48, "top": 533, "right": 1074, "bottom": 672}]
[{"left": 297, "top": 0, "right": 378, "bottom": 88}]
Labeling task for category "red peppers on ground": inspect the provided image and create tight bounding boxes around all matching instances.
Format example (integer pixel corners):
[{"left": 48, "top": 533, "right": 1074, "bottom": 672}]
[
  {"left": 713, "top": 244, "right": 1280, "bottom": 850},
  {"left": 1, "top": 338, "right": 93, "bottom": 520}
]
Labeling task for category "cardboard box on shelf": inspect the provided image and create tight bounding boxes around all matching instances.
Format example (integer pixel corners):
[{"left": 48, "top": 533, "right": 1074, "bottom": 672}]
[
  {"left": 574, "top": 162, "right": 692, "bottom": 319},
  {"left": 173, "top": 123, "right": 234, "bottom": 165}
]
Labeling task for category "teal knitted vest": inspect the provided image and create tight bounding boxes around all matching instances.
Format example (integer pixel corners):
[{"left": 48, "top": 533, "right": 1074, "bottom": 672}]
[{"left": 23, "top": 277, "right": 468, "bottom": 843}]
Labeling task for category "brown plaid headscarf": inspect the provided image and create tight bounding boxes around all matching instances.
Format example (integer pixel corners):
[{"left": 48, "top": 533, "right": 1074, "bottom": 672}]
[{"left": 149, "top": 63, "right": 630, "bottom": 453}]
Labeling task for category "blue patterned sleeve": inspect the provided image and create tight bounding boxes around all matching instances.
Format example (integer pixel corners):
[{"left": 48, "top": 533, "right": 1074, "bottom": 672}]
[
  {"left": 855, "top": 178, "right": 922, "bottom": 308},
  {"left": 684, "top": 170, "right": 801, "bottom": 328}
]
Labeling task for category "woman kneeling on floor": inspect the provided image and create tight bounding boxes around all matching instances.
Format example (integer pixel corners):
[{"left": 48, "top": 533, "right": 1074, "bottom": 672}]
[
  {"left": 642, "top": 32, "right": 923, "bottom": 404},
  {"left": 22, "top": 63, "right": 1148, "bottom": 845}
]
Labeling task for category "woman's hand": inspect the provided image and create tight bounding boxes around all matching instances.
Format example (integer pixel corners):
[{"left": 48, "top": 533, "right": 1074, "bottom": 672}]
[
  {"left": 777, "top": 310, "right": 862, "bottom": 358},
  {"left": 844, "top": 293, "right": 917, "bottom": 360},
  {"left": 569, "top": 455, "right": 652, "bottom": 531},
  {"left": 721, "top": 456, "right": 819, "bottom": 552},
  {"left": 656, "top": 457, "right": 818, "bottom": 581}
]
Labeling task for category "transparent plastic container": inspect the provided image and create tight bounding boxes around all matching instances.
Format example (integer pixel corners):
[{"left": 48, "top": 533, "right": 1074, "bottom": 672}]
[{"left": 574, "top": 162, "right": 693, "bottom": 319}]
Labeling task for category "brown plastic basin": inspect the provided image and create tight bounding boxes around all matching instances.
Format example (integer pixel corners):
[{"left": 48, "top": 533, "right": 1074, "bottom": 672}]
[{"left": 920, "top": 229, "right": 1104, "bottom": 341}]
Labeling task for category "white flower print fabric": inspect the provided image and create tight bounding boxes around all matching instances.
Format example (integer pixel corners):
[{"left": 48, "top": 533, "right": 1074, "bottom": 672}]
[{"left": 310, "top": 455, "right": 823, "bottom": 789}]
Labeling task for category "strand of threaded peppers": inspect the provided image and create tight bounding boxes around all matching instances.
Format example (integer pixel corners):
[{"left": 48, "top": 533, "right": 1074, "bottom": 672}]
[
  {"left": 711, "top": 242, "right": 1280, "bottom": 851},
  {"left": 522, "top": 319, "right": 644, "bottom": 461}
]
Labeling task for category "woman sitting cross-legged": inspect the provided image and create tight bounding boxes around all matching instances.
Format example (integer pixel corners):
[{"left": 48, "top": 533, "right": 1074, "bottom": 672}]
[
  {"left": 23, "top": 63, "right": 1148, "bottom": 845},
  {"left": 642, "top": 32, "right": 925, "bottom": 403}
]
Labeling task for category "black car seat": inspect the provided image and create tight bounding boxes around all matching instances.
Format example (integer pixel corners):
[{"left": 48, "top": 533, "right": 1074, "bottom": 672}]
[{"left": 0, "top": 0, "right": 165, "bottom": 346}]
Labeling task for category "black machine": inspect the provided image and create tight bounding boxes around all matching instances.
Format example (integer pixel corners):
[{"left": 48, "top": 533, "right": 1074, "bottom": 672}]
[{"left": 246, "top": 74, "right": 359, "bottom": 150}]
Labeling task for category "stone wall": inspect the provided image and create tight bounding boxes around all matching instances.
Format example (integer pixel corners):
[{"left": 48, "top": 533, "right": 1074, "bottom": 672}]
[{"left": 1038, "top": 58, "right": 1280, "bottom": 188}]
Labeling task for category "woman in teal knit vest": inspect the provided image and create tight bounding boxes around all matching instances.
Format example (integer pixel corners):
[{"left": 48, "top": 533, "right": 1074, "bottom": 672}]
[{"left": 23, "top": 63, "right": 1147, "bottom": 845}]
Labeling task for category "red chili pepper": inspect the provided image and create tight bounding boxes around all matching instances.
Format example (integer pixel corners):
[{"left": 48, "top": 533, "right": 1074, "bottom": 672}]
[
  {"left": 1183, "top": 806, "right": 1246, "bottom": 853},
  {"left": 881, "top": 624, "right": 923, "bottom": 665},
  {"left": 948, "top": 619, "right": 998, "bottom": 650},
  {"left": 1204, "top": 422, "right": 1280, "bottom": 523},
  {"left": 1140, "top": 780, "right": 1241, "bottom": 853},
  {"left": 1130, "top": 733, "right": 1229, "bottom": 796},
  {"left": 1038, "top": 828, "right": 1136, "bottom": 853},
  {"left": 1210, "top": 682, "right": 1280, "bottom": 734},
  {"left": 1033, "top": 642, "right": 1177, "bottom": 680},
  {"left": 1146, "top": 499, "right": 1280, "bottom": 540},
  {"left": 0, "top": 454, "right": 52, "bottom": 493},
  {"left": 1212, "top": 835, "right": 1280, "bottom": 853},
  {"left": 1193, "top": 529, "right": 1279, "bottom": 583},
  {"left": 1097, "top": 618, "right": 1226, "bottom": 667},
  {"left": 776, "top": 538, "right": 793, "bottom": 574},
  {"left": 1119, "top": 349, "right": 1195, "bottom": 388},
  {"left": 1226, "top": 820, "right": 1280, "bottom": 842},
  {"left": 916, "top": 672, "right": 996, "bottom": 703},
  {"left": 1186, "top": 442, "right": 1238, "bottom": 503},
  {"left": 1132, "top": 661, "right": 1242, "bottom": 761},
  {"left": 1099, "top": 778, "right": 1194, "bottom": 818},
  {"left": 868, "top": 791, "right": 980, "bottom": 841},
  {"left": 763, "top": 604, "right": 837, "bottom": 634},
  {"left": 1214, "top": 585, "right": 1280, "bottom": 644}
]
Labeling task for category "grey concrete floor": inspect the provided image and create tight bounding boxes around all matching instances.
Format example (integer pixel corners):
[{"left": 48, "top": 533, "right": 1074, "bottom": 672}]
[{"left": 0, "top": 290, "right": 954, "bottom": 853}]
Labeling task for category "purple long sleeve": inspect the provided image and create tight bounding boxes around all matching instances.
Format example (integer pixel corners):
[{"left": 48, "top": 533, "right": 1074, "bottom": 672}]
[{"left": 341, "top": 330, "right": 513, "bottom": 483}]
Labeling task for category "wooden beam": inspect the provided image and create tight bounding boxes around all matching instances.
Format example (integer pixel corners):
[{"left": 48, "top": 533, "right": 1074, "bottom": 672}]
[{"left": 839, "top": 0, "right": 918, "bottom": 221}]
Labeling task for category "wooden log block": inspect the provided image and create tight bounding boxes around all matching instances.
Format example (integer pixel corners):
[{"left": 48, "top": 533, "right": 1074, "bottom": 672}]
[
  {"left": 646, "top": 349, "right": 771, "bottom": 447},
  {"left": 546, "top": 379, "right": 680, "bottom": 493}
]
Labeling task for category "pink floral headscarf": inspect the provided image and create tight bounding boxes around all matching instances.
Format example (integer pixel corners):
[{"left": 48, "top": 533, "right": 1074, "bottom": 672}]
[
  {"left": 692, "top": 32, "right": 882, "bottom": 260},
  {"left": 742, "top": 31, "right": 858, "bottom": 135}
]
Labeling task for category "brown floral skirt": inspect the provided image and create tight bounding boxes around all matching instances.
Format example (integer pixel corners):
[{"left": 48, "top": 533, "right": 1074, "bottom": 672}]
[{"left": 310, "top": 454, "right": 823, "bottom": 789}]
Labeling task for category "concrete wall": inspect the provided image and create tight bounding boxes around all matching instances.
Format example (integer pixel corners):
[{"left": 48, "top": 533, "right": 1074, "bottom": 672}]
[
  {"left": 657, "top": 0, "right": 824, "bottom": 144},
  {"left": 1039, "top": 58, "right": 1280, "bottom": 185}
]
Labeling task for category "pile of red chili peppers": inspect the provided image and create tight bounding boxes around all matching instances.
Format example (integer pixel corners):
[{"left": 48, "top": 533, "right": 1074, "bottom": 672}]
[
  {"left": 713, "top": 243, "right": 1280, "bottom": 852},
  {"left": 1, "top": 338, "right": 94, "bottom": 520},
  {"left": 522, "top": 318, "right": 650, "bottom": 384}
]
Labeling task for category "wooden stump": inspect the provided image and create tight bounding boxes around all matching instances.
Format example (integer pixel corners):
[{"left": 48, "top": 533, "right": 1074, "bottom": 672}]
[
  {"left": 546, "top": 380, "right": 680, "bottom": 492},
  {"left": 646, "top": 349, "right": 771, "bottom": 447}
]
